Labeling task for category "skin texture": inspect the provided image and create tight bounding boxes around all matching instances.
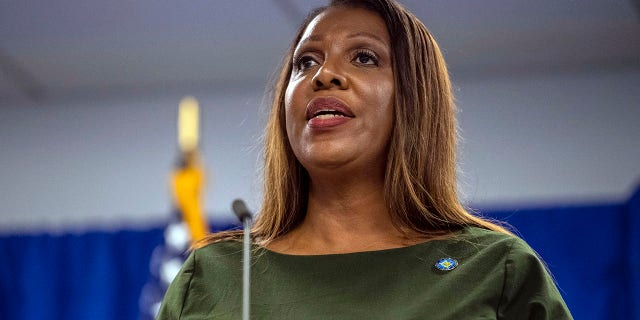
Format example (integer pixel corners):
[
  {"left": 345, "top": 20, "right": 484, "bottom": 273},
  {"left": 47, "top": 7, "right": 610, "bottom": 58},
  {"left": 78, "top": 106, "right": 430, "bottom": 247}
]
[
  {"left": 269, "top": 7, "right": 415, "bottom": 255},
  {"left": 285, "top": 7, "right": 394, "bottom": 175}
]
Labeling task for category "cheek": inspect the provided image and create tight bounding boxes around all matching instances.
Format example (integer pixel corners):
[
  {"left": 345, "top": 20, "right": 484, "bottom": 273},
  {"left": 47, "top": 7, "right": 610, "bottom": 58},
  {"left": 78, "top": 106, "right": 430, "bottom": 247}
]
[
  {"left": 284, "top": 80, "right": 302, "bottom": 142},
  {"left": 372, "top": 79, "right": 395, "bottom": 132}
]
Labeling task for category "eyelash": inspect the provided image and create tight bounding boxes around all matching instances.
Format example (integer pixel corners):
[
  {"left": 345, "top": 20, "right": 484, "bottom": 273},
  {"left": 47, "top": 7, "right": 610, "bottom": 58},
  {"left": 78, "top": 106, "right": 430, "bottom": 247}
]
[
  {"left": 351, "top": 49, "right": 379, "bottom": 66},
  {"left": 293, "top": 49, "right": 380, "bottom": 72},
  {"left": 294, "top": 55, "right": 318, "bottom": 71}
]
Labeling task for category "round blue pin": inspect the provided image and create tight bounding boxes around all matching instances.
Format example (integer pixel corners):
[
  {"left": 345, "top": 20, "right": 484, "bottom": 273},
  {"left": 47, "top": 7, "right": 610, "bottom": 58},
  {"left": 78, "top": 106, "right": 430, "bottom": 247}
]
[{"left": 435, "top": 257, "right": 458, "bottom": 271}]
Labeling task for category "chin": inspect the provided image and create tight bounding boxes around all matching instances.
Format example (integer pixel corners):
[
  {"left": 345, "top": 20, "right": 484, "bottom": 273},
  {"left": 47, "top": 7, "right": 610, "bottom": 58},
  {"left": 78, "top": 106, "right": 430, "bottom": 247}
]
[
  {"left": 296, "top": 146, "right": 354, "bottom": 169},
  {"left": 300, "top": 154, "right": 351, "bottom": 171}
]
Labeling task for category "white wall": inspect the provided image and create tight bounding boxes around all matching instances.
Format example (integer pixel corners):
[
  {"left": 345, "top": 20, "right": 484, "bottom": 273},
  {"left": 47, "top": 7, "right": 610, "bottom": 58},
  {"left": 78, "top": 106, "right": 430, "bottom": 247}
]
[
  {"left": 0, "top": 86, "right": 266, "bottom": 232},
  {"left": 455, "top": 68, "right": 639, "bottom": 208},
  {"left": 1, "top": 68, "right": 638, "bottom": 232}
]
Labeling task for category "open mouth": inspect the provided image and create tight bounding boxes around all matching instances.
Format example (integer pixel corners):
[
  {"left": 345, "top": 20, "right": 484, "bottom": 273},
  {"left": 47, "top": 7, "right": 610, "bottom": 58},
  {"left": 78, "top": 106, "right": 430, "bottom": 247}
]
[
  {"left": 310, "top": 109, "right": 350, "bottom": 120},
  {"left": 306, "top": 97, "right": 355, "bottom": 121}
]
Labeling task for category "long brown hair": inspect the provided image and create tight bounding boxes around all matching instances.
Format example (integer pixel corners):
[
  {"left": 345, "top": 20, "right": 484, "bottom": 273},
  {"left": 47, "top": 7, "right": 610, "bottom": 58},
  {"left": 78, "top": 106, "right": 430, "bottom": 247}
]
[{"left": 197, "top": 0, "right": 509, "bottom": 247}]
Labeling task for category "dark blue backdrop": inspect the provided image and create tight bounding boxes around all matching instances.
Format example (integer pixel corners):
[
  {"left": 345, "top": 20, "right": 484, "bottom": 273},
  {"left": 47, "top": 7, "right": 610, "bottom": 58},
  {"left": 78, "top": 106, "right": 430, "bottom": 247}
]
[{"left": 1, "top": 187, "right": 638, "bottom": 320}]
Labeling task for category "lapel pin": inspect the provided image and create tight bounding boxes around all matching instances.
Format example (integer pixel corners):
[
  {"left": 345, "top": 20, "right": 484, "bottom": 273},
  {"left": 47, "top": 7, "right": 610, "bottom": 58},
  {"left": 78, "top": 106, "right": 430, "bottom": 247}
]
[{"left": 435, "top": 257, "right": 458, "bottom": 271}]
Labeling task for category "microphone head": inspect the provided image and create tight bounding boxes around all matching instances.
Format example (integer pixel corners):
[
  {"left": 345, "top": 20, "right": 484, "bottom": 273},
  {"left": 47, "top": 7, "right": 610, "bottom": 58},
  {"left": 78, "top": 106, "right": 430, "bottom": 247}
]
[{"left": 232, "top": 199, "right": 252, "bottom": 222}]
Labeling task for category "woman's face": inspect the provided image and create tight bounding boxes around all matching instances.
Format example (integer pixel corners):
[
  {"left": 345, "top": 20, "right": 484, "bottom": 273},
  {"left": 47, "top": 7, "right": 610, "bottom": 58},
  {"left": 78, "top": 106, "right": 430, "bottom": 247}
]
[{"left": 284, "top": 7, "right": 395, "bottom": 174}]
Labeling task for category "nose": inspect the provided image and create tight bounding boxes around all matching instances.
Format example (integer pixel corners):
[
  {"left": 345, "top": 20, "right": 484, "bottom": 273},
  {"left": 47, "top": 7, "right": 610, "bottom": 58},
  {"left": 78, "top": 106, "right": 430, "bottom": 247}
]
[{"left": 311, "top": 63, "right": 349, "bottom": 91}]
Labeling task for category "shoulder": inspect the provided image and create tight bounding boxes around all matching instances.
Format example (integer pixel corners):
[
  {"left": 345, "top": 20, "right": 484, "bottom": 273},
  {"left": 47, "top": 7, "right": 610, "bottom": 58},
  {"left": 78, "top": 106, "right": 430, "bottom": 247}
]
[
  {"left": 454, "top": 227, "right": 574, "bottom": 319},
  {"left": 193, "top": 240, "right": 243, "bottom": 259},
  {"left": 186, "top": 240, "right": 244, "bottom": 277},
  {"left": 433, "top": 227, "right": 572, "bottom": 318},
  {"left": 456, "top": 225, "right": 516, "bottom": 244},
  {"left": 454, "top": 227, "right": 547, "bottom": 280},
  {"left": 156, "top": 241, "right": 244, "bottom": 319},
  {"left": 439, "top": 226, "right": 520, "bottom": 261},
  {"left": 450, "top": 227, "right": 553, "bottom": 289}
]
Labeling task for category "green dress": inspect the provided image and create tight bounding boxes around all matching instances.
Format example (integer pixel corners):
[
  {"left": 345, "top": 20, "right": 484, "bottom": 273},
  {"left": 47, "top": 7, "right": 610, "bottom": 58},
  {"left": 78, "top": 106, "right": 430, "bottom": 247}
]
[{"left": 157, "top": 227, "right": 573, "bottom": 319}]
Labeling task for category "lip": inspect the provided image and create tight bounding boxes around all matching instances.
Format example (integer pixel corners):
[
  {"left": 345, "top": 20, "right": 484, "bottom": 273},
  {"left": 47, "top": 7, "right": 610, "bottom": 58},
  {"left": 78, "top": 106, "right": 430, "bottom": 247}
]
[
  {"left": 306, "top": 97, "right": 355, "bottom": 120},
  {"left": 305, "top": 97, "right": 355, "bottom": 129}
]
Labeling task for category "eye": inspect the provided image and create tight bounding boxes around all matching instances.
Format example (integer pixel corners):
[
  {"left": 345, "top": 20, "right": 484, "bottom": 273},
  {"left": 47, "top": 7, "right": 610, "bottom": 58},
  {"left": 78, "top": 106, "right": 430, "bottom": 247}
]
[
  {"left": 294, "top": 55, "right": 319, "bottom": 71},
  {"left": 352, "top": 50, "right": 379, "bottom": 66}
]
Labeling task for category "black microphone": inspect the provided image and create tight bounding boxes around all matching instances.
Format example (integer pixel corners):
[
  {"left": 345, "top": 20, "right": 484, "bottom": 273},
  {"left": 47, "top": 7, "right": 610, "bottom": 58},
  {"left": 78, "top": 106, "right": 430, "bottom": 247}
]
[
  {"left": 232, "top": 199, "right": 252, "bottom": 223},
  {"left": 231, "top": 199, "right": 252, "bottom": 320}
]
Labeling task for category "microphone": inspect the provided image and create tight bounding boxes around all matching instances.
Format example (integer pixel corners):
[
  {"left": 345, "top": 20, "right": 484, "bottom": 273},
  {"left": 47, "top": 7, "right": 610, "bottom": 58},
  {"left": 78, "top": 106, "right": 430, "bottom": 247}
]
[
  {"left": 232, "top": 199, "right": 252, "bottom": 320},
  {"left": 232, "top": 199, "right": 252, "bottom": 223}
]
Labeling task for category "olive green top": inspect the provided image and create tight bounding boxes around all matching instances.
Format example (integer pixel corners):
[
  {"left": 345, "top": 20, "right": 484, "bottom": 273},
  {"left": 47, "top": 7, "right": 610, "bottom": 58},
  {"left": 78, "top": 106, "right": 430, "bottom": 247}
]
[{"left": 157, "top": 227, "right": 573, "bottom": 319}]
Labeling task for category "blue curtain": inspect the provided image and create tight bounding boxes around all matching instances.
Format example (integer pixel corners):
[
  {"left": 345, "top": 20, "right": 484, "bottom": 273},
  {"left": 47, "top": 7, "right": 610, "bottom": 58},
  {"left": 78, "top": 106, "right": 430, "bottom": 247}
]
[
  {"left": 0, "top": 229, "right": 163, "bottom": 320},
  {"left": 485, "top": 187, "right": 639, "bottom": 319},
  {"left": 1, "top": 187, "right": 638, "bottom": 320}
]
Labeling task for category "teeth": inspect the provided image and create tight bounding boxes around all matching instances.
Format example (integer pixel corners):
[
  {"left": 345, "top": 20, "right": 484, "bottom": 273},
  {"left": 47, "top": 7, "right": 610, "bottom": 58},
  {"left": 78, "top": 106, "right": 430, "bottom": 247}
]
[
  {"left": 312, "top": 109, "right": 346, "bottom": 119},
  {"left": 315, "top": 114, "right": 344, "bottom": 119}
]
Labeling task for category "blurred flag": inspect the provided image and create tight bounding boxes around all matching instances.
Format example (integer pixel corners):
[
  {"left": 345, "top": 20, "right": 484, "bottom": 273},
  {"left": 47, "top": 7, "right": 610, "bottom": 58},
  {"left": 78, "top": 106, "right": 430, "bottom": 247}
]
[{"left": 139, "top": 96, "right": 210, "bottom": 319}]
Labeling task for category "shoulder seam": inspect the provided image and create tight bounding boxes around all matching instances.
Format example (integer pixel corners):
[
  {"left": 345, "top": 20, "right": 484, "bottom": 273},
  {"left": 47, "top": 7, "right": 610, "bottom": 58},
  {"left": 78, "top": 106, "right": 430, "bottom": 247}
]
[
  {"left": 495, "top": 236, "right": 519, "bottom": 319},
  {"left": 178, "top": 250, "right": 197, "bottom": 319}
]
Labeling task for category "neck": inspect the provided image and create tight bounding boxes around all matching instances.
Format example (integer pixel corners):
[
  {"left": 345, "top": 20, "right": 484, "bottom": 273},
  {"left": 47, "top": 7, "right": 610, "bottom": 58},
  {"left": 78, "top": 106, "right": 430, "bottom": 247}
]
[{"left": 267, "top": 168, "right": 421, "bottom": 255}]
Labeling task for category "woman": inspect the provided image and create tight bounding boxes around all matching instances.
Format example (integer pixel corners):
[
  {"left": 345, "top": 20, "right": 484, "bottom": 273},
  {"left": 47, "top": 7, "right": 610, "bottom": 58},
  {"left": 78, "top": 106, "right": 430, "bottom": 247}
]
[{"left": 157, "top": 0, "right": 573, "bottom": 318}]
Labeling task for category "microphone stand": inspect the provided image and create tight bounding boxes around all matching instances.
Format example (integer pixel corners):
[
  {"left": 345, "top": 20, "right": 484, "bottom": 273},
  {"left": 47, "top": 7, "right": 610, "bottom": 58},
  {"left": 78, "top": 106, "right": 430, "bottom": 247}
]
[
  {"left": 241, "top": 215, "right": 252, "bottom": 320},
  {"left": 232, "top": 199, "right": 253, "bottom": 320}
]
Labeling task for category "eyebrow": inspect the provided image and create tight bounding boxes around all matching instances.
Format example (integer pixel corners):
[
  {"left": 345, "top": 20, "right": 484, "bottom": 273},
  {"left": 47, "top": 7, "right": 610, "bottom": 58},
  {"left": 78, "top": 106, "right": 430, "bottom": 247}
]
[
  {"left": 347, "top": 31, "right": 386, "bottom": 44},
  {"left": 299, "top": 31, "right": 387, "bottom": 46}
]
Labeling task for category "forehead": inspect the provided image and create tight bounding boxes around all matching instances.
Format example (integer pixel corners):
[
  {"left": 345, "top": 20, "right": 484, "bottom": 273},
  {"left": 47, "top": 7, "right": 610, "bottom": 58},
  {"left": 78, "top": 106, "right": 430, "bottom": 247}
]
[{"left": 297, "top": 7, "right": 390, "bottom": 46}]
